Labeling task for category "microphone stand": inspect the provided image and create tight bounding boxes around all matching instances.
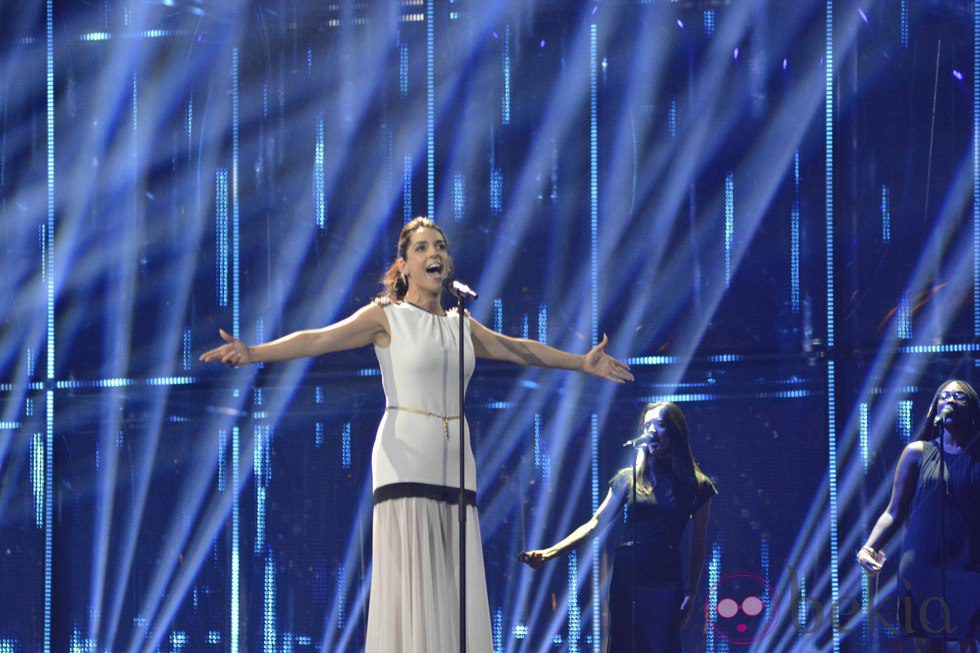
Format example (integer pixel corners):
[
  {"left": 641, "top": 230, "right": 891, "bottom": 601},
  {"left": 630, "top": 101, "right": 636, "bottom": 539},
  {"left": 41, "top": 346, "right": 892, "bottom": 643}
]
[
  {"left": 630, "top": 446, "right": 639, "bottom": 652},
  {"left": 456, "top": 291, "right": 469, "bottom": 653},
  {"left": 937, "top": 422, "right": 948, "bottom": 650}
]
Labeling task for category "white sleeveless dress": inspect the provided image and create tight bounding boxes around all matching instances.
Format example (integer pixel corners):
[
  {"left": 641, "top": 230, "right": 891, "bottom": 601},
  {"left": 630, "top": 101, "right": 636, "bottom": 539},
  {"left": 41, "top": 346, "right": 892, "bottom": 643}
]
[{"left": 365, "top": 302, "right": 493, "bottom": 653}]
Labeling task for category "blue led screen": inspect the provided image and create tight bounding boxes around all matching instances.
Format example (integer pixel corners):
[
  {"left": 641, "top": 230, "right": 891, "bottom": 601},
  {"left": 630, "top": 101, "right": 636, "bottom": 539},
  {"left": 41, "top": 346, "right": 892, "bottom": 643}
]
[{"left": 0, "top": 1, "right": 977, "bottom": 652}]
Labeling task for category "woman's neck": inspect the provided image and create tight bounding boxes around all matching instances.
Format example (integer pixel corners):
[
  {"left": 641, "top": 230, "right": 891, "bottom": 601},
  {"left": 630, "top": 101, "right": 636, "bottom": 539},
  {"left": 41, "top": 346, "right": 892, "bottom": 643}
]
[
  {"left": 403, "top": 288, "right": 444, "bottom": 315},
  {"left": 941, "top": 428, "right": 967, "bottom": 454}
]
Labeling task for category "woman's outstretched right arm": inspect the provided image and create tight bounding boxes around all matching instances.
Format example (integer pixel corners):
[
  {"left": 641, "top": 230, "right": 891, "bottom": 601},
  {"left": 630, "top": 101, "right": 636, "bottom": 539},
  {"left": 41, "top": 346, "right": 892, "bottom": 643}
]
[
  {"left": 518, "top": 487, "right": 621, "bottom": 569},
  {"left": 199, "top": 303, "right": 389, "bottom": 366}
]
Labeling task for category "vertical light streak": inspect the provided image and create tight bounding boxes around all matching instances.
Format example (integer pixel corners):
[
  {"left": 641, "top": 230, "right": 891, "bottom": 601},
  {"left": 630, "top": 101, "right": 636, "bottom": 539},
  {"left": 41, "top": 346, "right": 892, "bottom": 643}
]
[
  {"left": 861, "top": 573, "right": 871, "bottom": 650},
  {"left": 341, "top": 422, "right": 351, "bottom": 470},
  {"left": 974, "top": 0, "right": 979, "bottom": 335},
  {"left": 825, "top": 0, "right": 835, "bottom": 349},
  {"left": 254, "top": 425, "right": 268, "bottom": 555},
  {"left": 897, "top": 400, "right": 913, "bottom": 444},
  {"left": 264, "top": 553, "right": 277, "bottom": 653},
  {"left": 426, "top": 0, "right": 435, "bottom": 219},
  {"left": 399, "top": 42, "right": 409, "bottom": 96},
  {"left": 706, "top": 543, "right": 721, "bottom": 652},
  {"left": 668, "top": 97, "right": 677, "bottom": 139},
  {"left": 537, "top": 305, "right": 548, "bottom": 345},
  {"left": 45, "top": 392, "right": 53, "bottom": 653},
  {"left": 493, "top": 608, "right": 503, "bottom": 653},
  {"left": 490, "top": 168, "right": 502, "bottom": 215},
  {"left": 859, "top": 403, "right": 869, "bottom": 473},
  {"left": 493, "top": 298, "right": 503, "bottom": 333},
  {"left": 216, "top": 169, "right": 229, "bottom": 307},
  {"left": 725, "top": 173, "right": 734, "bottom": 288},
  {"left": 502, "top": 26, "right": 511, "bottom": 124},
  {"left": 567, "top": 551, "right": 580, "bottom": 653},
  {"left": 231, "top": 426, "right": 240, "bottom": 653},
  {"left": 32, "top": 433, "right": 45, "bottom": 527},
  {"left": 315, "top": 422, "right": 324, "bottom": 449},
  {"left": 453, "top": 173, "right": 465, "bottom": 222},
  {"left": 898, "top": 291, "right": 912, "bottom": 339},
  {"left": 704, "top": 10, "right": 715, "bottom": 37},
  {"left": 315, "top": 114, "right": 326, "bottom": 229},
  {"left": 791, "top": 151, "right": 801, "bottom": 312},
  {"left": 827, "top": 361, "right": 840, "bottom": 653},
  {"left": 881, "top": 185, "right": 891, "bottom": 242},
  {"left": 520, "top": 314, "right": 529, "bottom": 339},
  {"left": 403, "top": 155, "right": 413, "bottom": 222},
  {"left": 182, "top": 328, "right": 192, "bottom": 371},
  {"left": 900, "top": 1, "right": 909, "bottom": 48},
  {"left": 336, "top": 563, "right": 346, "bottom": 630},
  {"left": 590, "top": 414, "right": 599, "bottom": 651},
  {"left": 533, "top": 414, "right": 541, "bottom": 471},
  {"left": 798, "top": 575, "right": 807, "bottom": 635},
  {"left": 186, "top": 98, "right": 193, "bottom": 159},
  {"left": 825, "top": 3, "right": 839, "bottom": 643},
  {"left": 589, "top": 23, "right": 600, "bottom": 649},
  {"left": 761, "top": 536, "right": 771, "bottom": 622},
  {"left": 590, "top": 24, "right": 599, "bottom": 348},
  {"left": 217, "top": 429, "right": 228, "bottom": 491},
  {"left": 232, "top": 48, "right": 240, "bottom": 337},
  {"left": 44, "top": 1, "right": 55, "bottom": 649}
]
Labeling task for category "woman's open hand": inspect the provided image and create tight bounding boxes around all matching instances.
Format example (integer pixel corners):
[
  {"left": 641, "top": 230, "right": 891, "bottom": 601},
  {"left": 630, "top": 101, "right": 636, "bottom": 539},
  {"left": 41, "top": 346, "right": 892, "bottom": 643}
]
[
  {"left": 199, "top": 329, "right": 254, "bottom": 367},
  {"left": 582, "top": 334, "right": 634, "bottom": 383}
]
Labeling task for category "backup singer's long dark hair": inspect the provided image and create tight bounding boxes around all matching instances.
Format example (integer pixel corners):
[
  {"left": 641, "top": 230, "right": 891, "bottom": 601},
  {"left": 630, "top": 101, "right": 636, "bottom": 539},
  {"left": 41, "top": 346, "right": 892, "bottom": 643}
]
[
  {"left": 636, "top": 402, "right": 716, "bottom": 494},
  {"left": 915, "top": 379, "right": 980, "bottom": 455}
]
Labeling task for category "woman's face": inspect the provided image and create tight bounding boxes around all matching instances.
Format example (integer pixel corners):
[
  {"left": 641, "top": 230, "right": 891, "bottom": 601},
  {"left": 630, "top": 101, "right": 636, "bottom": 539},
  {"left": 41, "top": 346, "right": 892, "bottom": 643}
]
[
  {"left": 642, "top": 406, "right": 671, "bottom": 458},
  {"left": 935, "top": 381, "right": 972, "bottom": 430},
  {"left": 399, "top": 227, "right": 450, "bottom": 295}
]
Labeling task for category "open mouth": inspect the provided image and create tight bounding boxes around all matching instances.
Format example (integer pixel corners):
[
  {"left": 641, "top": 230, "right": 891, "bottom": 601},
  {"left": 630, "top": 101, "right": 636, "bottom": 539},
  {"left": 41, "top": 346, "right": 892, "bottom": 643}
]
[{"left": 426, "top": 263, "right": 444, "bottom": 278}]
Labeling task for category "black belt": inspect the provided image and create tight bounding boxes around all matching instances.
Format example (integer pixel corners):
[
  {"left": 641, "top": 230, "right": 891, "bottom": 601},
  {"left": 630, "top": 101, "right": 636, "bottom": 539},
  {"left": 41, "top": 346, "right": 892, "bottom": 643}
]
[{"left": 373, "top": 481, "right": 477, "bottom": 507}]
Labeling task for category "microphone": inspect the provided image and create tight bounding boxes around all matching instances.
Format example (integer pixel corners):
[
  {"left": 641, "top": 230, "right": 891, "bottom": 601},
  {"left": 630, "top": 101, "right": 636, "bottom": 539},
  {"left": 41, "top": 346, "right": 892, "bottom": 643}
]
[
  {"left": 622, "top": 434, "right": 653, "bottom": 448},
  {"left": 933, "top": 404, "right": 954, "bottom": 428},
  {"left": 443, "top": 276, "right": 479, "bottom": 300}
]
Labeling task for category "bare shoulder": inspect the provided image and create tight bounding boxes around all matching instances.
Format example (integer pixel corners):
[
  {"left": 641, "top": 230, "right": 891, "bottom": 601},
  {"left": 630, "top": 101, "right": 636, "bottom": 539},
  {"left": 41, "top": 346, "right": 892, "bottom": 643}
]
[
  {"left": 902, "top": 440, "right": 925, "bottom": 459},
  {"left": 895, "top": 441, "right": 925, "bottom": 476},
  {"left": 361, "top": 302, "right": 392, "bottom": 347}
]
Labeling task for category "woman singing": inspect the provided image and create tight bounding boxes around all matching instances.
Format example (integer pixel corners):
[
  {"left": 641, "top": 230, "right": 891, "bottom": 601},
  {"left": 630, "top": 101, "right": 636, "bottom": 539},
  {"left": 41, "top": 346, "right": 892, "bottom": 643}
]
[
  {"left": 857, "top": 380, "right": 980, "bottom": 652},
  {"left": 519, "top": 401, "right": 716, "bottom": 653},
  {"left": 200, "top": 217, "right": 634, "bottom": 653}
]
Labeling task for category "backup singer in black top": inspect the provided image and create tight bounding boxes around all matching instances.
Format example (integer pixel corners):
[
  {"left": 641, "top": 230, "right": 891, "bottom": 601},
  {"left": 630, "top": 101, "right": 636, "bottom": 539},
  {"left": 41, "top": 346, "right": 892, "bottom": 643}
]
[
  {"left": 857, "top": 380, "right": 980, "bottom": 652},
  {"left": 519, "top": 402, "right": 717, "bottom": 653}
]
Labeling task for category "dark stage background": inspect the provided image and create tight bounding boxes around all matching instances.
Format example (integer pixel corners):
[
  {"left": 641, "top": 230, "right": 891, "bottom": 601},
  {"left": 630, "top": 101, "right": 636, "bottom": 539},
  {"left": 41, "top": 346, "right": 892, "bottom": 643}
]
[{"left": 0, "top": 1, "right": 977, "bottom": 651}]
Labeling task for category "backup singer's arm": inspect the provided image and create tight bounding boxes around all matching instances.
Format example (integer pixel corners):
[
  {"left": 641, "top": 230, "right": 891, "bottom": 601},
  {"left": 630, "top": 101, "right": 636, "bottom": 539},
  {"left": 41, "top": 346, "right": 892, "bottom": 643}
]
[
  {"left": 518, "top": 488, "right": 621, "bottom": 568},
  {"left": 856, "top": 441, "right": 922, "bottom": 574}
]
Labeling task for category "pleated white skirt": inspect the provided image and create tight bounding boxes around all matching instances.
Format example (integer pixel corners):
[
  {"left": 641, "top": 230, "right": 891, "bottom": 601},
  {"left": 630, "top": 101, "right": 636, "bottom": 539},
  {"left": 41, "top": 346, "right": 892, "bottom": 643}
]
[{"left": 365, "top": 497, "right": 493, "bottom": 653}]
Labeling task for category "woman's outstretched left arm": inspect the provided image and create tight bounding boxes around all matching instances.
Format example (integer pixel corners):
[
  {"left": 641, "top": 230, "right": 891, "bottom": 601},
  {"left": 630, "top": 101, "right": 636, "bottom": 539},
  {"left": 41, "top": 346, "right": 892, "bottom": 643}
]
[{"left": 469, "top": 319, "right": 633, "bottom": 383}]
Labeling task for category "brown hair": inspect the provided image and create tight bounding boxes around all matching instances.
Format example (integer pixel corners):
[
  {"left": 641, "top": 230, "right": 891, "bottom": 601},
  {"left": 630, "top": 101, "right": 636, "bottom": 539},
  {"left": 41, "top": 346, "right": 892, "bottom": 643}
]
[
  {"left": 636, "top": 402, "right": 715, "bottom": 494},
  {"left": 378, "top": 217, "right": 450, "bottom": 302}
]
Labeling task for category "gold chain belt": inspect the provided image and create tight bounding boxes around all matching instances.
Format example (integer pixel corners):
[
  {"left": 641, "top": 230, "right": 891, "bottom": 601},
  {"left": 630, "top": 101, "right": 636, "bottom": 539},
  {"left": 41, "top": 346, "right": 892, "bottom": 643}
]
[{"left": 386, "top": 405, "right": 460, "bottom": 439}]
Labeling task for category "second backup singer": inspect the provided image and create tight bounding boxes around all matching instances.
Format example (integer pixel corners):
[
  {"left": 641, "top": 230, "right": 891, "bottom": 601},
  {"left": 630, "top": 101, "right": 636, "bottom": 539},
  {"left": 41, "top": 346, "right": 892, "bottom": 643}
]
[
  {"left": 519, "top": 402, "right": 717, "bottom": 653},
  {"left": 857, "top": 379, "right": 980, "bottom": 652}
]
